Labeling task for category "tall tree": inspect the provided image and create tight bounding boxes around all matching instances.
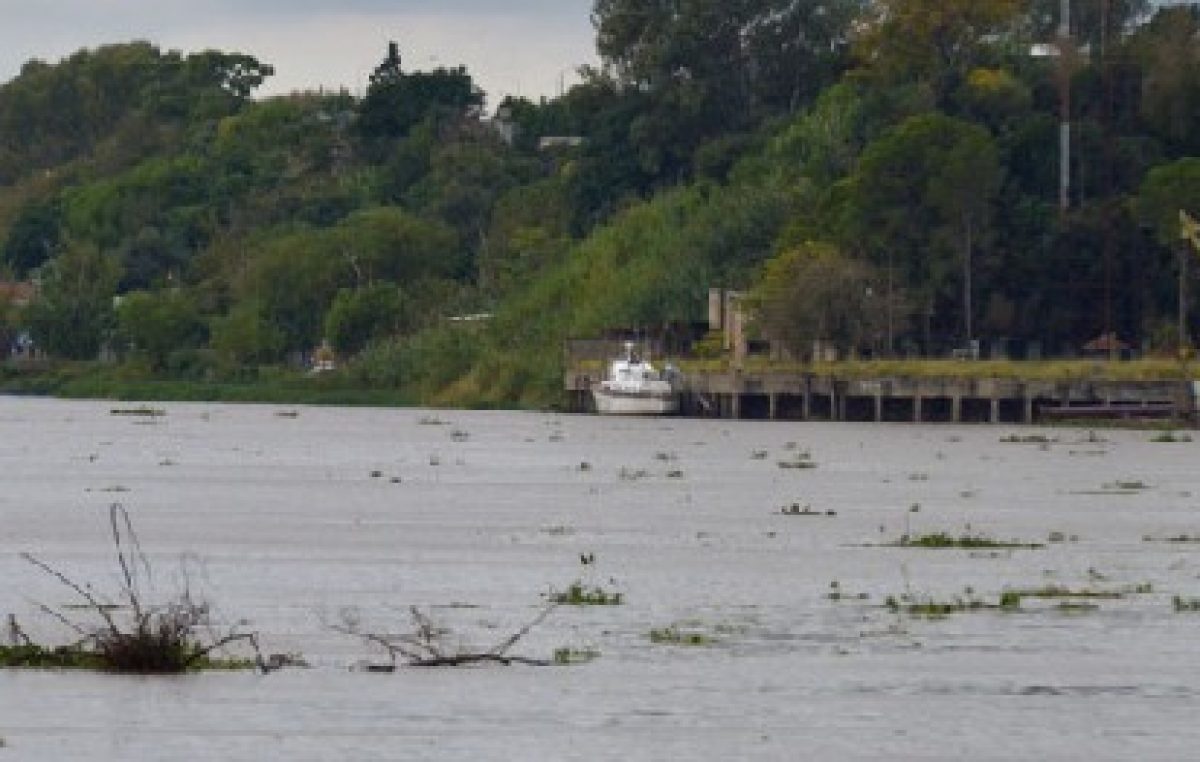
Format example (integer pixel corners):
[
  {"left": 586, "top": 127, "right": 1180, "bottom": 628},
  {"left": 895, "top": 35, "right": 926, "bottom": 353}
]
[
  {"left": 852, "top": 0, "right": 1025, "bottom": 104},
  {"left": 845, "top": 112, "right": 1002, "bottom": 347},
  {"left": 356, "top": 44, "right": 483, "bottom": 142},
  {"left": 25, "top": 241, "right": 121, "bottom": 359},
  {"left": 747, "top": 241, "right": 891, "bottom": 358},
  {"left": 590, "top": 0, "right": 862, "bottom": 183},
  {"left": 1129, "top": 5, "right": 1200, "bottom": 155}
]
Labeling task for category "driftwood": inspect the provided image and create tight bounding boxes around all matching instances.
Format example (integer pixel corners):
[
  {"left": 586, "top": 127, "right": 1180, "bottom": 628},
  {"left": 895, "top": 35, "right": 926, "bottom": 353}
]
[
  {"left": 17, "top": 504, "right": 268, "bottom": 673},
  {"left": 334, "top": 603, "right": 559, "bottom": 670}
]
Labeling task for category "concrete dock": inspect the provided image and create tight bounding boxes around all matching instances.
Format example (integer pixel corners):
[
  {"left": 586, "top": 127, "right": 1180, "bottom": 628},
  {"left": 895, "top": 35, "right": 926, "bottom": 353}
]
[{"left": 565, "top": 368, "right": 1195, "bottom": 424}]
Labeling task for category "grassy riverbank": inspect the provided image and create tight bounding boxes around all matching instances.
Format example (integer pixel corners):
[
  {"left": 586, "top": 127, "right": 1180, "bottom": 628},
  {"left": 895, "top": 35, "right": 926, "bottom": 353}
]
[
  {"left": 696, "top": 358, "right": 1199, "bottom": 381},
  {"left": 581, "top": 357, "right": 1200, "bottom": 383},
  {"left": 0, "top": 362, "right": 420, "bottom": 408},
  {"left": 4, "top": 357, "right": 1196, "bottom": 411}
]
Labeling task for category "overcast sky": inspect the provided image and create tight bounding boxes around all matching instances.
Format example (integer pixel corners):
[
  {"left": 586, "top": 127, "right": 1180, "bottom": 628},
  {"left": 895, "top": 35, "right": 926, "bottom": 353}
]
[{"left": 0, "top": 1, "right": 598, "bottom": 105}]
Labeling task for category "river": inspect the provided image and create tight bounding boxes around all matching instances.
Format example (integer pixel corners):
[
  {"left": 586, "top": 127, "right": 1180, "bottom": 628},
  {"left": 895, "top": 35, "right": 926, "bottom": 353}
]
[{"left": 1, "top": 398, "right": 1199, "bottom": 760}]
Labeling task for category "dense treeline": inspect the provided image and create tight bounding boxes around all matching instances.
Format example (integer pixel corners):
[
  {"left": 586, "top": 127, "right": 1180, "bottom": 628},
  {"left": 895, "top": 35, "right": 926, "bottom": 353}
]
[{"left": 1, "top": 1, "right": 1200, "bottom": 406}]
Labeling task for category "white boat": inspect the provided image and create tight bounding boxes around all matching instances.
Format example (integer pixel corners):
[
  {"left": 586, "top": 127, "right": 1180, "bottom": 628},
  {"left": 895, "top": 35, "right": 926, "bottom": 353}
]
[{"left": 592, "top": 342, "right": 679, "bottom": 415}]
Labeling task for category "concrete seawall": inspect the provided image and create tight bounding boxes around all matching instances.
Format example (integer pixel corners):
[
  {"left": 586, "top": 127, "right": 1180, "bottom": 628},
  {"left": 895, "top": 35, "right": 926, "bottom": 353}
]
[{"left": 565, "top": 369, "right": 1196, "bottom": 424}]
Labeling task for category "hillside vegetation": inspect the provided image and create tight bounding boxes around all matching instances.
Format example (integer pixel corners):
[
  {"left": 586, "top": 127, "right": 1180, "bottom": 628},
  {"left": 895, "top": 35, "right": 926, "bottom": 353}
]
[{"left": 2, "top": 1, "right": 1200, "bottom": 407}]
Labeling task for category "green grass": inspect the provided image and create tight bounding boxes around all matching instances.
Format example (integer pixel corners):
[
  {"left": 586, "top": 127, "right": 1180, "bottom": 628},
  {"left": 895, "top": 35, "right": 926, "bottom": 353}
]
[
  {"left": 0, "top": 361, "right": 421, "bottom": 408},
  {"left": 672, "top": 357, "right": 1199, "bottom": 383}
]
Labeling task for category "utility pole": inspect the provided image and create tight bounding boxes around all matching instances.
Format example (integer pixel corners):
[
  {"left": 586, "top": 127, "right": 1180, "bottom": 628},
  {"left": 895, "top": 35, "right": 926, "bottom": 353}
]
[
  {"left": 1101, "top": 0, "right": 1116, "bottom": 360},
  {"left": 1181, "top": 211, "right": 1200, "bottom": 356},
  {"left": 1057, "top": 0, "right": 1072, "bottom": 212}
]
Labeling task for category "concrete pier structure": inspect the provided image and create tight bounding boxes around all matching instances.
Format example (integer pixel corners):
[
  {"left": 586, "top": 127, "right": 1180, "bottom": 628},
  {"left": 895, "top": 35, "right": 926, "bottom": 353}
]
[{"left": 565, "top": 368, "right": 1195, "bottom": 424}]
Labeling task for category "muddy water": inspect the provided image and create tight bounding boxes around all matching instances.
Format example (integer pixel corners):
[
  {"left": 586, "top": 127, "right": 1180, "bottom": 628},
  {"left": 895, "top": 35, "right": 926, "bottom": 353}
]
[{"left": 1, "top": 398, "right": 1199, "bottom": 760}]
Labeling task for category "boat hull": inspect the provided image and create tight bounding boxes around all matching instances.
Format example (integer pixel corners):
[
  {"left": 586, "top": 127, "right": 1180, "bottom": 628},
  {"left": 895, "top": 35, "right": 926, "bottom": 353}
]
[{"left": 592, "top": 388, "right": 678, "bottom": 415}]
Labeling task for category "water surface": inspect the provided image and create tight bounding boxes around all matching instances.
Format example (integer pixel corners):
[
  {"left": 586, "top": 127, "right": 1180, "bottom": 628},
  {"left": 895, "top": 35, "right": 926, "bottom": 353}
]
[{"left": 2, "top": 398, "right": 1199, "bottom": 760}]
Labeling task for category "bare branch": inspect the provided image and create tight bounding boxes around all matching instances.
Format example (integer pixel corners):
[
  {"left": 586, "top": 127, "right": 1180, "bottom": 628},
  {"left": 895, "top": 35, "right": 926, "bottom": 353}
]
[
  {"left": 488, "top": 602, "right": 559, "bottom": 657},
  {"left": 21, "top": 553, "right": 120, "bottom": 636}
]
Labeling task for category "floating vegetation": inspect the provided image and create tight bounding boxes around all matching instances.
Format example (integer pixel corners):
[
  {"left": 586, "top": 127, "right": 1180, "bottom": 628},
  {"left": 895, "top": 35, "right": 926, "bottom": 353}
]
[
  {"left": 648, "top": 626, "right": 712, "bottom": 646},
  {"left": 886, "top": 590, "right": 1022, "bottom": 618},
  {"left": 553, "top": 647, "right": 601, "bottom": 665},
  {"left": 1144, "top": 534, "right": 1200, "bottom": 544},
  {"left": 1104, "top": 480, "right": 1150, "bottom": 491},
  {"left": 0, "top": 643, "right": 107, "bottom": 669},
  {"left": 110, "top": 407, "right": 165, "bottom": 417},
  {"left": 275, "top": 410, "right": 299, "bottom": 419},
  {"left": 1056, "top": 602, "right": 1100, "bottom": 613},
  {"left": 891, "top": 532, "right": 1044, "bottom": 550},
  {"left": 780, "top": 503, "right": 837, "bottom": 517},
  {"left": 1150, "top": 430, "right": 1194, "bottom": 443},
  {"left": 778, "top": 451, "right": 817, "bottom": 470},
  {"left": 1000, "top": 433, "right": 1056, "bottom": 444},
  {"left": 1172, "top": 596, "right": 1200, "bottom": 612},
  {"left": 87, "top": 485, "right": 131, "bottom": 494},
  {"left": 827, "top": 580, "right": 868, "bottom": 602},
  {"left": 1005, "top": 585, "right": 1125, "bottom": 600},
  {"left": 999, "top": 591, "right": 1023, "bottom": 609},
  {"left": 1046, "top": 531, "right": 1080, "bottom": 543},
  {"left": 885, "top": 595, "right": 990, "bottom": 619},
  {"left": 1072, "top": 480, "right": 1152, "bottom": 495},
  {"left": 549, "top": 583, "right": 623, "bottom": 606}
]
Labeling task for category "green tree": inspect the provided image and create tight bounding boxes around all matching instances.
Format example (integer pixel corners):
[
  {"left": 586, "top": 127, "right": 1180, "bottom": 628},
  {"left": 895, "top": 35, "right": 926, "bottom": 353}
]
[
  {"left": 209, "top": 300, "right": 285, "bottom": 367},
  {"left": 356, "top": 43, "right": 483, "bottom": 142},
  {"left": 1137, "top": 158, "right": 1200, "bottom": 246},
  {"left": 480, "top": 177, "right": 574, "bottom": 296},
  {"left": 1129, "top": 5, "right": 1200, "bottom": 155},
  {"left": 332, "top": 207, "right": 463, "bottom": 284},
  {"left": 324, "top": 284, "right": 409, "bottom": 355},
  {"left": 242, "top": 232, "right": 350, "bottom": 354},
  {"left": 853, "top": 0, "right": 1025, "bottom": 103},
  {"left": 845, "top": 112, "right": 1002, "bottom": 348},
  {"left": 115, "top": 290, "right": 207, "bottom": 369},
  {"left": 747, "top": 242, "right": 892, "bottom": 358},
  {"left": 25, "top": 241, "right": 121, "bottom": 359},
  {"left": 2, "top": 198, "right": 60, "bottom": 275}
]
